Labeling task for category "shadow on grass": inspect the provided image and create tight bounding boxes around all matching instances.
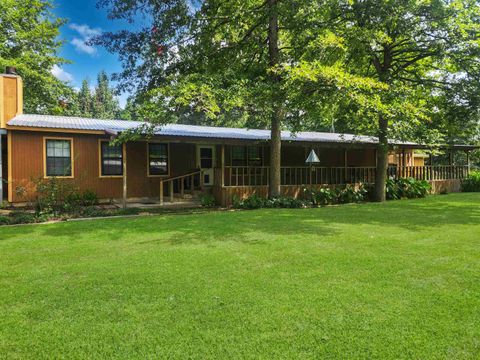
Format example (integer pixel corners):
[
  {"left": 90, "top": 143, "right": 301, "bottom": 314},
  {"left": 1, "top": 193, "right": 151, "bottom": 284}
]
[{"left": 1, "top": 193, "right": 479, "bottom": 245}]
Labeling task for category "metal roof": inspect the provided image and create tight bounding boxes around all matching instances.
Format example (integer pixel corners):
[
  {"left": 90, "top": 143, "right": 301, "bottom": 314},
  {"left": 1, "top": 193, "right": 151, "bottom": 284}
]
[{"left": 6, "top": 113, "right": 415, "bottom": 146}]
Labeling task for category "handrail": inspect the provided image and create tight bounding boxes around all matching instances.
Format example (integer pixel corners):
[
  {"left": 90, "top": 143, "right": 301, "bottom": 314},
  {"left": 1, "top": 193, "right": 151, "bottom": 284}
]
[
  {"left": 160, "top": 169, "right": 202, "bottom": 183},
  {"left": 160, "top": 169, "right": 203, "bottom": 204}
]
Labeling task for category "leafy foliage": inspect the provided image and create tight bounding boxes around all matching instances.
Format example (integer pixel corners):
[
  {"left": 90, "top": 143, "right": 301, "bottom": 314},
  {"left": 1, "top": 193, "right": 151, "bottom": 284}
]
[
  {"left": 34, "top": 177, "right": 98, "bottom": 216},
  {"left": 0, "top": 0, "right": 75, "bottom": 114},
  {"left": 72, "top": 72, "right": 122, "bottom": 119},
  {"left": 461, "top": 170, "right": 480, "bottom": 192},
  {"left": 384, "top": 178, "right": 431, "bottom": 200},
  {"left": 199, "top": 193, "right": 216, "bottom": 207}
]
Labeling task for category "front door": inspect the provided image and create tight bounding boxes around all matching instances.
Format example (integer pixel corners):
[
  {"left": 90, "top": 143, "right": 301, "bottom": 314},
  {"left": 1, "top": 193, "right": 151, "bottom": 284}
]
[{"left": 197, "top": 145, "right": 215, "bottom": 186}]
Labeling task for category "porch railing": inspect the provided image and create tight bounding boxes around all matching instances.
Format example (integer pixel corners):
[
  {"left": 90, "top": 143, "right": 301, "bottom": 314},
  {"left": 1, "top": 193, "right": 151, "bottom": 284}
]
[
  {"left": 160, "top": 169, "right": 203, "bottom": 204},
  {"left": 221, "top": 165, "right": 469, "bottom": 187}
]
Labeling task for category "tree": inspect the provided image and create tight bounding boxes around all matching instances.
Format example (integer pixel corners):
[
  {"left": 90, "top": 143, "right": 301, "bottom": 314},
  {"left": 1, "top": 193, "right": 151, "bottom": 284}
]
[
  {"left": 0, "top": 0, "right": 74, "bottom": 114},
  {"left": 73, "top": 72, "right": 121, "bottom": 119},
  {"left": 77, "top": 79, "right": 93, "bottom": 118},
  {"left": 319, "top": 0, "right": 480, "bottom": 201},
  {"left": 95, "top": 0, "right": 322, "bottom": 197},
  {"left": 92, "top": 71, "right": 121, "bottom": 119}
]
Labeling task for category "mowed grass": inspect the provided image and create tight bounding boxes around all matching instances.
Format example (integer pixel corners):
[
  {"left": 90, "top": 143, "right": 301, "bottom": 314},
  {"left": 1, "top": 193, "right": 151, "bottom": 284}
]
[{"left": 1, "top": 194, "right": 480, "bottom": 359}]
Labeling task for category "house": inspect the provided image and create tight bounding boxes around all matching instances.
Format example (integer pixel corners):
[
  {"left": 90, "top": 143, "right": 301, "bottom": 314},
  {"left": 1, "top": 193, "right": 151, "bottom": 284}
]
[{"left": 0, "top": 70, "right": 476, "bottom": 206}]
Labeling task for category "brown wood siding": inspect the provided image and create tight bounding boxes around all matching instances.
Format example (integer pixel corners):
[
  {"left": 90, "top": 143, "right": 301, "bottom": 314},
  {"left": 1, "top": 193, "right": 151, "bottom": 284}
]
[
  {"left": 9, "top": 131, "right": 198, "bottom": 202},
  {"left": 2, "top": 77, "right": 18, "bottom": 128}
]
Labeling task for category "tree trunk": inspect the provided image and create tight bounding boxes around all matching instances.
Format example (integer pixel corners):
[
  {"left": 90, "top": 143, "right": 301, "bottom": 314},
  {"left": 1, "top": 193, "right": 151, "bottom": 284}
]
[
  {"left": 270, "top": 109, "right": 282, "bottom": 197},
  {"left": 374, "top": 114, "right": 388, "bottom": 202},
  {"left": 267, "top": 0, "right": 282, "bottom": 198}
]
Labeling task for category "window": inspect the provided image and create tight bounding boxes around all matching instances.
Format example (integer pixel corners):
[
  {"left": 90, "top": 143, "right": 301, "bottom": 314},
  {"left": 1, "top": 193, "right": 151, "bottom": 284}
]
[
  {"left": 148, "top": 143, "right": 169, "bottom": 176},
  {"left": 45, "top": 138, "right": 73, "bottom": 177},
  {"left": 231, "top": 146, "right": 262, "bottom": 166},
  {"left": 100, "top": 141, "right": 123, "bottom": 176},
  {"left": 231, "top": 146, "right": 246, "bottom": 166},
  {"left": 248, "top": 146, "right": 262, "bottom": 166},
  {"left": 200, "top": 147, "right": 213, "bottom": 168}
]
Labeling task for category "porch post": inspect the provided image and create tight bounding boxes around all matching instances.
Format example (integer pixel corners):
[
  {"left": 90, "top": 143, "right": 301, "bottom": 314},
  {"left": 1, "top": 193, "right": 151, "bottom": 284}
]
[
  {"left": 221, "top": 144, "right": 225, "bottom": 187},
  {"left": 466, "top": 150, "right": 471, "bottom": 174},
  {"left": 429, "top": 153, "right": 434, "bottom": 180},
  {"left": 122, "top": 142, "right": 127, "bottom": 209},
  {"left": 344, "top": 149, "right": 348, "bottom": 183}
]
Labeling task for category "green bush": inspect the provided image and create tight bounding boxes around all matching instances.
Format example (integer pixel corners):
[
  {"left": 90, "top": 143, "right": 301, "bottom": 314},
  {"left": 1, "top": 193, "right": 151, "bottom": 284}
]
[
  {"left": 81, "top": 190, "right": 99, "bottom": 206},
  {"left": 199, "top": 194, "right": 216, "bottom": 207},
  {"left": 384, "top": 178, "right": 430, "bottom": 200},
  {"left": 233, "top": 194, "right": 307, "bottom": 209},
  {"left": 461, "top": 170, "right": 480, "bottom": 192},
  {"left": 305, "top": 185, "right": 366, "bottom": 206},
  {"left": 34, "top": 177, "right": 99, "bottom": 216},
  {"left": 265, "top": 197, "right": 307, "bottom": 208}
]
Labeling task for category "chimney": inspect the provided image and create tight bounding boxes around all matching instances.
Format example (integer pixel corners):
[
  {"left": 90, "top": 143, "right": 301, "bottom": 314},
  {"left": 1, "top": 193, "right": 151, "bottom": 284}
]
[{"left": 0, "top": 67, "right": 23, "bottom": 129}]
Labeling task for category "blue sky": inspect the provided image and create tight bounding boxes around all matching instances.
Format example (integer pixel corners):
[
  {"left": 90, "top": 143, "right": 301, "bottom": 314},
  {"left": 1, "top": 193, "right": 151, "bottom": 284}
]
[{"left": 51, "top": 0, "right": 143, "bottom": 107}]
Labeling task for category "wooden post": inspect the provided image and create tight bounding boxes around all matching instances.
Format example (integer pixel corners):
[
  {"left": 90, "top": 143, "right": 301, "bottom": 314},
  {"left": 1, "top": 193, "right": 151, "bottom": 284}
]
[
  {"left": 180, "top": 178, "right": 184, "bottom": 198},
  {"left": 160, "top": 181, "right": 164, "bottom": 205},
  {"left": 429, "top": 153, "right": 434, "bottom": 180},
  {"left": 169, "top": 181, "right": 174, "bottom": 203},
  {"left": 344, "top": 149, "right": 348, "bottom": 183},
  {"left": 221, "top": 144, "right": 225, "bottom": 187},
  {"left": 122, "top": 143, "right": 127, "bottom": 209},
  {"left": 466, "top": 151, "right": 471, "bottom": 174}
]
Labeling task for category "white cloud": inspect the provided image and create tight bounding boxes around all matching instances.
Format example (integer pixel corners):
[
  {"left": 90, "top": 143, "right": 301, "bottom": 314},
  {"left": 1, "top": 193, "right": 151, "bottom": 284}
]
[
  {"left": 71, "top": 38, "right": 97, "bottom": 55},
  {"left": 69, "top": 23, "right": 102, "bottom": 56},
  {"left": 51, "top": 65, "right": 74, "bottom": 82}
]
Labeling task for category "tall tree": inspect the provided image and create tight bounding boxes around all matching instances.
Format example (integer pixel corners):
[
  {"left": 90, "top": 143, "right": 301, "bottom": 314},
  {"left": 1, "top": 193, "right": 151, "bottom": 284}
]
[
  {"left": 77, "top": 79, "right": 93, "bottom": 118},
  {"left": 95, "top": 0, "right": 318, "bottom": 197},
  {"left": 320, "top": 0, "right": 480, "bottom": 201},
  {"left": 0, "top": 0, "right": 74, "bottom": 114},
  {"left": 92, "top": 71, "right": 121, "bottom": 119}
]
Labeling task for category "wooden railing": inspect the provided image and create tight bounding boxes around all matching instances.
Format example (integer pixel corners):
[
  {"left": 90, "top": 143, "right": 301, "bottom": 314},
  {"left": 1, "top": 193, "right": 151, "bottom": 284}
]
[
  {"left": 389, "top": 165, "right": 470, "bottom": 181},
  {"left": 160, "top": 169, "right": 202, "bottom": 204},
  {"left": 222, "top": 165, "right": 470, "bottom": 187}
]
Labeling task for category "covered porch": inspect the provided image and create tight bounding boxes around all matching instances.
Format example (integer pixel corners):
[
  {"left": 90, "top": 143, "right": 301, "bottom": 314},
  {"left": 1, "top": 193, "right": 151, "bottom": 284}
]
[{"left": 148, "top": 140, "right": 473, "bottom": 207}]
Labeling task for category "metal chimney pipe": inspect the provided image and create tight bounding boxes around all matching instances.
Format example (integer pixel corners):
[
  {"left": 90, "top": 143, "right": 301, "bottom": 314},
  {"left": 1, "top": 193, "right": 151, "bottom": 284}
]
[{"left": 5, "top": 66, "right": 17, "bottom": 75}]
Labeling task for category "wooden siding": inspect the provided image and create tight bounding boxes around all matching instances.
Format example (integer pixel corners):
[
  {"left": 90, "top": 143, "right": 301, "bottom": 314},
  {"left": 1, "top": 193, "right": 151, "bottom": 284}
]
[
  {"left": 1, "top": 76, "right": 22, "bottom": 129},
  {"left": 9, "top": 130, "right": 197, "bottom": 202}
]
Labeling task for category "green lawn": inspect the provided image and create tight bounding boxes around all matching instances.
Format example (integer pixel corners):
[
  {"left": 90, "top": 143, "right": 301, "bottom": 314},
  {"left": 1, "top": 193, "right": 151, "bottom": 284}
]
[{"left": 1, "top": 193, "right": 480, "bottom": 359}]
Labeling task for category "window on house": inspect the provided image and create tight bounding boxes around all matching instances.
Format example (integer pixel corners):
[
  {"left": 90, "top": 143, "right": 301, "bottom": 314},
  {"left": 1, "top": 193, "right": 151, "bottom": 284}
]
[
  {"left": 148, "top": 143, "right": 169, "bottom": 175},
  {"left": 100, "top": 141, "right": 123, "bottom": 176},
  {"left": 45, "top": 139, "right": 73, "bottom": 177},
  {"left": 231, "top": 146, "right": 246, "bottom": 166},
  {"left": 248, "top": 146, "right": 262, "bottom": 166}
]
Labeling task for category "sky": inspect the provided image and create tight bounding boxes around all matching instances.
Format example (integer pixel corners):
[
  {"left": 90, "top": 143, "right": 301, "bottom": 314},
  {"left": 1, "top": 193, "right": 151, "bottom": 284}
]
[{"left": 51, "top": 0, "right": 143, "bottom": 107}]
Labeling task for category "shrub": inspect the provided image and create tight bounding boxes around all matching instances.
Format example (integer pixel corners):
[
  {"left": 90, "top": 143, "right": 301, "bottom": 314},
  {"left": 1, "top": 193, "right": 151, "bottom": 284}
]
[
  {"left": 337, "top": 185, "right": 367, "bottom": 204},
  {"left": 233, "top": 194, "right": 307, "bottom": 209},
  {"left": 461, "top": 170, "right": 480, "bottom": 192},
  {"left": 34, "top": 177, "right": 99, "bottom": 216},
  {"left": 34, "top": 177, "right": 78, "bottom": 215},
  {"left": 199, "top": 193, "right": 216, "bottom": 207},
  {"left": 81, "top": 190, "right": 99, "bottom": 206},
  {"left": 305, "top": 187, "right": 336, "bottom": 206},
  {"left": 265, "top": 197, "right": 307, "bottom": 208},
  {"left": 305, "top": 186, "right": 366, "bottom": 206},
  {"left": 9, "top": 211, "right": 38, "bottom": 225},
  {"left": 384, "top": 178, "right": 430, "bottom": 200},
  {"left": 236, "top": 194, "right": 266, "bottom": 209}
]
